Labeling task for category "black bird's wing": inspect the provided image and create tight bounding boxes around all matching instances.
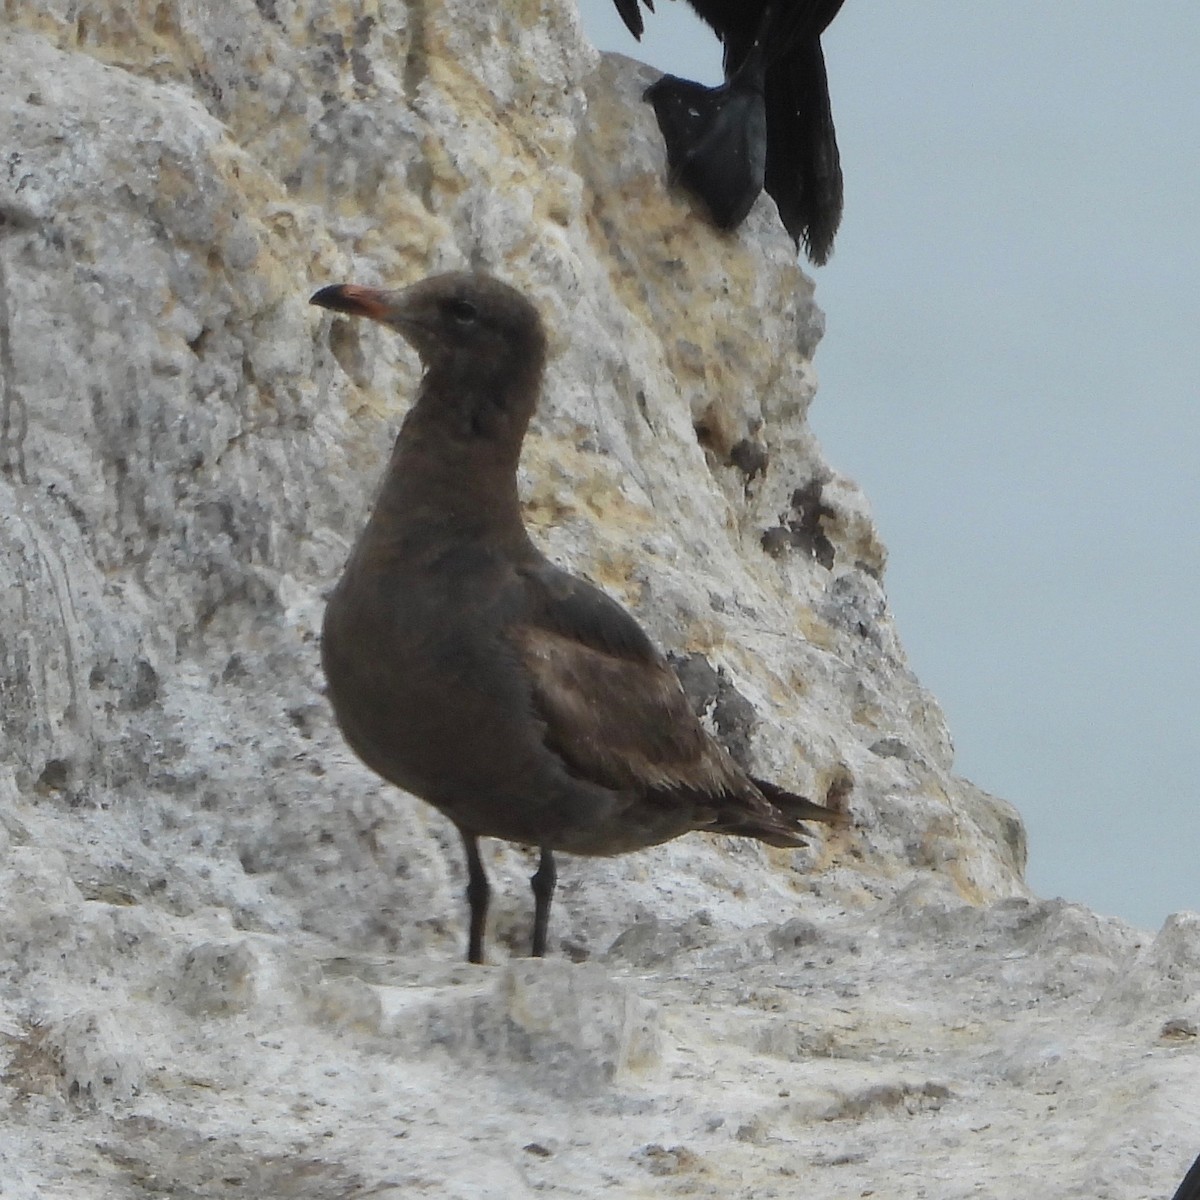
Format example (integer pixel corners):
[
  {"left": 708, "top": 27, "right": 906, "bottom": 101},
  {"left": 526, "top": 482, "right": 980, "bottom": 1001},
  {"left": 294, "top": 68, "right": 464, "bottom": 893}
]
[
  {"left": 512, "top": 559, "right": 836, "bottom": 843},
  {"left": 644, "top": 62, "right": 768, "bottom": 230},
  {"left": 611, "top": 0, "right": 653, "bottom": 41},
  {"left": 643, "top": 1, "right": 772, "bottom": 232}
]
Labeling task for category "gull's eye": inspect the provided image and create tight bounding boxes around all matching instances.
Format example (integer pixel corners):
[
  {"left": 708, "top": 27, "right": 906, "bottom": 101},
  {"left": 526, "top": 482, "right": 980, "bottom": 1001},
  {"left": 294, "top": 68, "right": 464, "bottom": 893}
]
[{"left": 444, "top": 297, "right": 478, "bottom": 325}]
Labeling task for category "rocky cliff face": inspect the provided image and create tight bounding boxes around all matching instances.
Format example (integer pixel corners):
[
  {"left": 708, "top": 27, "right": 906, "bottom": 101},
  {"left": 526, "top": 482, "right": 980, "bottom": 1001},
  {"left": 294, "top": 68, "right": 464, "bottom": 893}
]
[{"left": 1, "top": 3, "right": 1196, "bottom": 1198}]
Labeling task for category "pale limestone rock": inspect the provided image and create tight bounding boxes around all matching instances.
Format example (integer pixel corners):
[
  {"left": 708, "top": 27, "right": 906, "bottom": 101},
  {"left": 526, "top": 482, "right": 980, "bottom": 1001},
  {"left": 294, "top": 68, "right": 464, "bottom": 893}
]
[
  {"left": 0, "top": 3, "right": 1196, "bottom": 1198},
  {"left": 164, "top": 940, "right": 271, "bottom": 1017},
  {"left": 39, "top": 1008, "right": 145, "bottom": 1108}
]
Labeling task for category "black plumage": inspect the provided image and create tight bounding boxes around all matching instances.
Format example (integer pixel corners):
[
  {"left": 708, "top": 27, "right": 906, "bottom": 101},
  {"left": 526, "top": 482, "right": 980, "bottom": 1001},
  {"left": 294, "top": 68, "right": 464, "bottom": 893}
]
[{"left": 618, "top": 0, "right": 846, "bottom": 264}]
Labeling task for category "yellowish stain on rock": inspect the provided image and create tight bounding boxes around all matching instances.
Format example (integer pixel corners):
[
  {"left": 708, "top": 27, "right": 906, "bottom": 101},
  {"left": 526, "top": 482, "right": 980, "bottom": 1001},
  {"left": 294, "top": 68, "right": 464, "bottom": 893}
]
[
  {"left": 850, "top": 703, "right": 883, "bottom": 731},
  {"left": 794, "top": 610, "right": 837, "bottom": 652}
]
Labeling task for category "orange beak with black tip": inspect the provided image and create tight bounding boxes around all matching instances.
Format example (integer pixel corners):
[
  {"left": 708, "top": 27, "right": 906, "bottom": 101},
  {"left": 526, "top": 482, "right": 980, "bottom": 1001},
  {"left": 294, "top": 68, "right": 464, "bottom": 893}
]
[{"left": 310, "top": 283, "right": 393, "bottom": 321}]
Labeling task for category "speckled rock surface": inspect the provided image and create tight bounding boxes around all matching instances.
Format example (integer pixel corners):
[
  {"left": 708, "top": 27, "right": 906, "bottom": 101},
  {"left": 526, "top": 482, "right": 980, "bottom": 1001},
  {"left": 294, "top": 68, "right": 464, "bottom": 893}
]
[{"left": 0, "top": 2, "right": 1196, "bottom": 1197}]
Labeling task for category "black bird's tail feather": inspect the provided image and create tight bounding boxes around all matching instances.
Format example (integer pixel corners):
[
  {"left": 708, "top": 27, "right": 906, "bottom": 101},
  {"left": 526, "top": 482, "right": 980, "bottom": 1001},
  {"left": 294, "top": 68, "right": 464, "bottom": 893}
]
[
  {"left": 613, "top": 0, "right": 651, "bottom": 41},
  {"left": 764, "top": 33, "right": 843, "bottom": 264}
]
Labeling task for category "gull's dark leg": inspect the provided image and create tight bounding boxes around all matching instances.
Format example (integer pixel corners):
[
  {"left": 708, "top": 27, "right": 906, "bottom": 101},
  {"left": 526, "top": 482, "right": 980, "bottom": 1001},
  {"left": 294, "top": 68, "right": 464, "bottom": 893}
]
[
  {"left": 529, "top": 846, "right": 557, "bottom": 958},
  {"left": 459, "top": 828, "right": 489, "bottom": 965}
]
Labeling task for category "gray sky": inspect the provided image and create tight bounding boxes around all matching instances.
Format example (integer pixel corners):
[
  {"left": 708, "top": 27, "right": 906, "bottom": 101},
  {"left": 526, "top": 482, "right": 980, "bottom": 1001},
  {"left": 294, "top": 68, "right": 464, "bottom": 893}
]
[{"left": 580, "top": 1, "right": 1200, "bottom": 931}]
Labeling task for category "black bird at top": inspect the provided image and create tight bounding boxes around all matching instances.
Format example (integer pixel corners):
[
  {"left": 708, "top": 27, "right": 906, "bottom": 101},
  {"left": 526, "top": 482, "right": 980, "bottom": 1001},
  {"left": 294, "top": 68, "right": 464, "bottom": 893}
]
[{"left": 612, "top": 0, "right": 846, "bottom": 265}]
